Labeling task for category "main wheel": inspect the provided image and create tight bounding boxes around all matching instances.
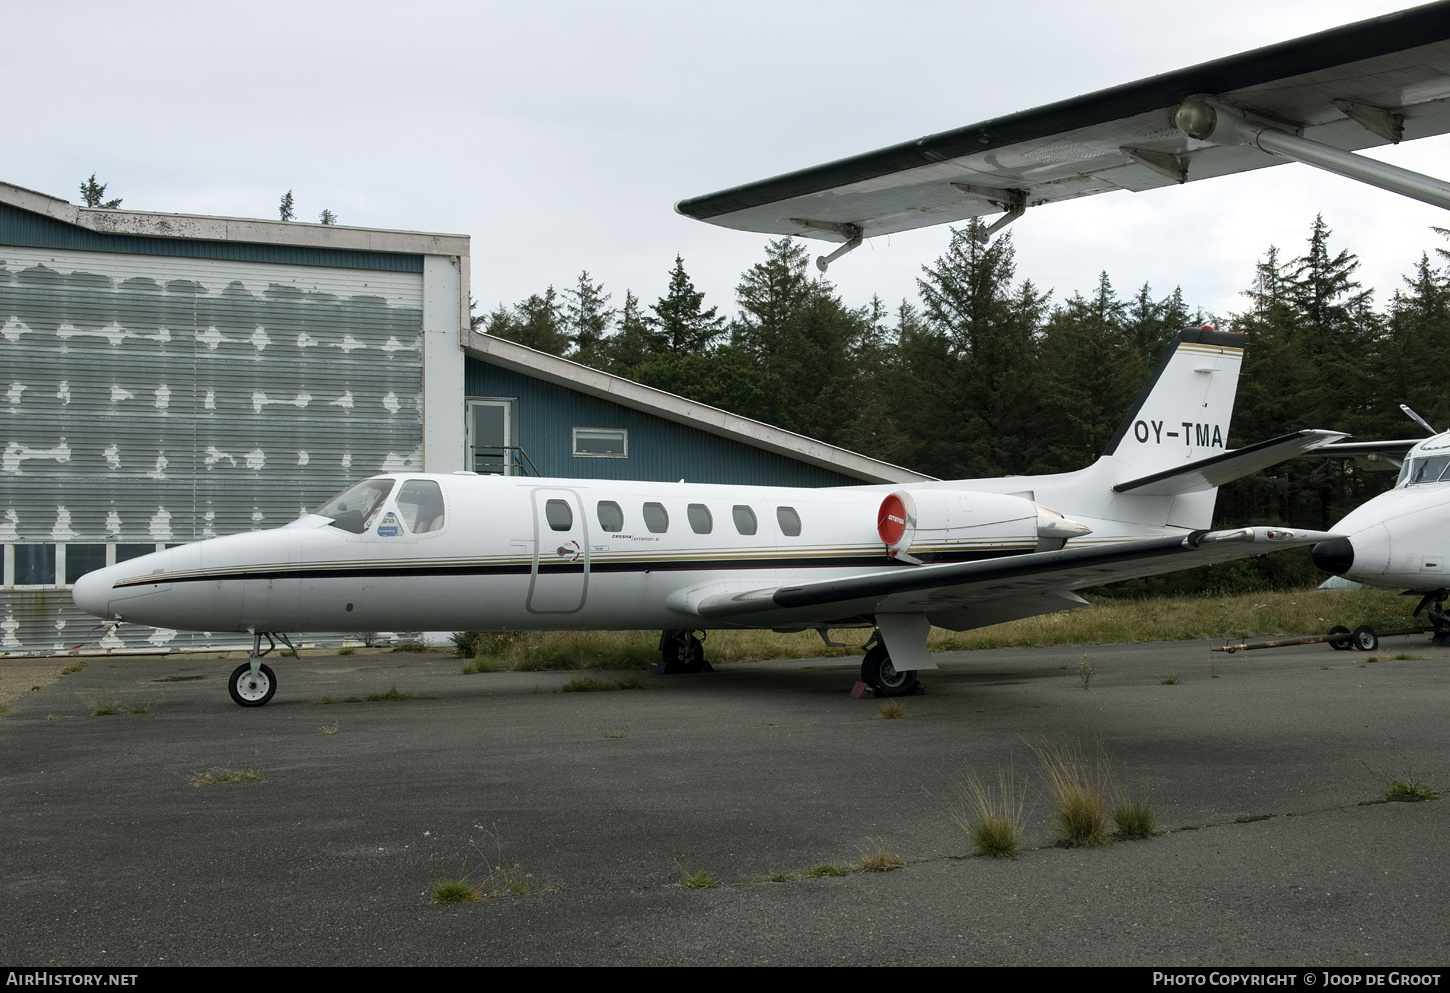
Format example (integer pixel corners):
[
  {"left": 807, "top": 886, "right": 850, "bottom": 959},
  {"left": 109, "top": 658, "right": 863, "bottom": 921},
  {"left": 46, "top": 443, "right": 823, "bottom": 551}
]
[
  {"left": 1350, "top": 625, "right": 1379, "bottom": 652},
  {"left": 1327, "top": 625, "right": 1352, "bottom": 651},
  {"left": 229, "top": 662, "right": 277, "bottom": 707},
  {"left": 861, "top": 643, "right": 917, "bottom": 697},
  {"left": 660, "top": 632, "right": 706, "bottom": 674}
]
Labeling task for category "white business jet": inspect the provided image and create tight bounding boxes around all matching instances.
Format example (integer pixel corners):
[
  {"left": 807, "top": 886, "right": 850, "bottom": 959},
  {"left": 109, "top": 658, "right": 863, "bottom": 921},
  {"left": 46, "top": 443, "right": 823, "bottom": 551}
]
[{"left": 73, "top": 328, "right": 1342, "bottom": 706}]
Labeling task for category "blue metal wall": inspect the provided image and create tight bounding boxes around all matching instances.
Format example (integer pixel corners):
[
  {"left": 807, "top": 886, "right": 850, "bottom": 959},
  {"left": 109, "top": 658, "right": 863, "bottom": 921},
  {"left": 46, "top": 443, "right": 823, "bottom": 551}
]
[
  {"left": 1, "top": 203, "right": 422, "bottom": 273},
  {"left": 465, "top": 357, "right": 859, "bottom": 487}
]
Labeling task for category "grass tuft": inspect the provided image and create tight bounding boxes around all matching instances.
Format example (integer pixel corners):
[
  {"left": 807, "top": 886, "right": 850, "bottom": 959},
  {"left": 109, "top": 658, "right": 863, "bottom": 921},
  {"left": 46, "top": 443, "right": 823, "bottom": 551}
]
[
  {"left": 555, "top": 675, "right": 644, "bottom": 693},
  {"left": 190, "top": 767, "right": 264, "bottom": 787},
  {"left": 679, "top": 869, "right": 719, "bottom": 889},
  {"left": 1112, "top": 799, "right": 1157, "bottom": 839},
  {"left": 430, "top": 878, "right": 481, "bottom": 904},
  {"left": 1160, "top": 676, "right": 1180, "bottom": 685},
  {"left": 364, "top": 685, "right": 432, "bottom": 702},
  {"left": 877, "top": 700, "right": 909, "bottom": 719},
  {"left": 391, "top": 641, "right": 428, "bottom": 653},
  {"left": 1076, "top": 655, "right": 1097, "bottom": 690},
  {"left": 955, "top": 768, "right": 1027, "bottom": 858},
  {"left": 1385, "top": 778, "right": 1439, "bottom": 802},
  {"left": 856, "top": 847, "right": 905, "bottom": 873},
  {"left": 804, "top": 864, "right": 847, "bottom": 878},
  {"left": 321, "top": 721, "right": 339, "bottom": 735},
  {"left": 1033, "top": 741, "right": 1114, "bottom": 848},
  {"left": 60, "top": 661, "right": 87, "bottom": 676},
  {"left": 337, "top": 647, "right": 356, "bottom": 656},
  {"left": 83, "top": 689, "right": 121, "bottom": 716}
]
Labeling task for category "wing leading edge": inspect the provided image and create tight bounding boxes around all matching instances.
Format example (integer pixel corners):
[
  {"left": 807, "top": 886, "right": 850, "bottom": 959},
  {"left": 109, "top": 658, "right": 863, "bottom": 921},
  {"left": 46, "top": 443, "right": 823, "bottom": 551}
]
[{"left": 677, "top": 3, "right": 1450, "bottom": 247}]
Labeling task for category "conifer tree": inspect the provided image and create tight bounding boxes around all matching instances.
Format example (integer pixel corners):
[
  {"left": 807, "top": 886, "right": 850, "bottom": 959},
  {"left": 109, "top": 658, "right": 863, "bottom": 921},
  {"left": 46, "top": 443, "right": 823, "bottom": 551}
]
[
  {"left": 78, "top": 174, "right": 122, "bottom": 209},
  {"left": 563, "top": 271, "right": 615, "bottom": 367},
  {"left": 650, "top": 256, "right": 725, "bottom": 353},
  {"left": 279, "top": 190, "right": 296, "bottom": 221}
]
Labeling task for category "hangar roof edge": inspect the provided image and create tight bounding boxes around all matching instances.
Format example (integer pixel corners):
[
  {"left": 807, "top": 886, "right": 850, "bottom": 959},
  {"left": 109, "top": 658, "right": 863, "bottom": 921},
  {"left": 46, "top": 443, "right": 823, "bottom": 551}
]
[
  {"left": 0, "top": 181, "right": 469, "bottom": 258},
  {"left": 463, "top": 330, "right": 936, "bottom": 485}
]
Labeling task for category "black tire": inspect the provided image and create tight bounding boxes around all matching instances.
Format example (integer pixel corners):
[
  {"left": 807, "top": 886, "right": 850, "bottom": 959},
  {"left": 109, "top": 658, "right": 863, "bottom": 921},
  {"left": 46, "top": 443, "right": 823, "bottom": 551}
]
[
  {"left": 660, "top": 632, "right": 706, "bottom": 674},
  {"left": 1351, "top": 625, "right": 1379, "bottom": 652},
  {"left": 1327, "top": 625, "right": 1352, "bottom": 651},
  {"left": 228, "top": 662, "right": 277, "bottom": 707},
  {"left": 860, "top": 643, "right": 917, "bottom": 697}
]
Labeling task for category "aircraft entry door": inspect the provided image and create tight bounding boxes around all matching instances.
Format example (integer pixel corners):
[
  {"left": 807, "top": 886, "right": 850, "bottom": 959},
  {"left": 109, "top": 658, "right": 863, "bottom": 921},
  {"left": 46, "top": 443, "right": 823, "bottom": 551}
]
[{"left": 528, "top": 488, "right": 589, "bottom": 613}]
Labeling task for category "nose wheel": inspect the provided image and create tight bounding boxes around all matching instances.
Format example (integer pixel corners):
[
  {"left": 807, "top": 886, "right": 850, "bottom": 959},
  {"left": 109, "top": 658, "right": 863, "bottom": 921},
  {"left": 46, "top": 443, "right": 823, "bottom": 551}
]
[
  {"left": 229, "top": 662, "right": 277, "bottom": 707},
  {"left": 861, "top": 642, "right": 917, "bottom": 697}
]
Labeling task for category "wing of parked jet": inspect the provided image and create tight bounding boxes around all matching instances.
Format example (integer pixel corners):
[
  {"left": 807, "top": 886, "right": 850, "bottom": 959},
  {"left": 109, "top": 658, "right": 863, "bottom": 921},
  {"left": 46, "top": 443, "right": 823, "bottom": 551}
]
[
  {"left": 684, "top": 526, "right": 1338, "bottom": 637},
  {"left": 677, "top": 3, "right": 1450, "bottom": 267}
]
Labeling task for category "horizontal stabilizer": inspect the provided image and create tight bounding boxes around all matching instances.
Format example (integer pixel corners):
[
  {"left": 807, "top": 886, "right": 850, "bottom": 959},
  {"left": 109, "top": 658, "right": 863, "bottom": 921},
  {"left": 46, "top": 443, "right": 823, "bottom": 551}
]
[{"left": 1113, "top": 429, "right": 1346, "bottom": 495}]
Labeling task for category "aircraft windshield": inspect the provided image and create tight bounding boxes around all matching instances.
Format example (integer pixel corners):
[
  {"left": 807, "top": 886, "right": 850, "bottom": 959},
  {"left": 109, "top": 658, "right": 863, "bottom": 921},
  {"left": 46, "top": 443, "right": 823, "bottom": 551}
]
[
  {"left": 315, "top": 479, "right": 396, "bottom": 533},
  {"left": 1400, "top": 455, "right": 1450, "bottom": 486}
]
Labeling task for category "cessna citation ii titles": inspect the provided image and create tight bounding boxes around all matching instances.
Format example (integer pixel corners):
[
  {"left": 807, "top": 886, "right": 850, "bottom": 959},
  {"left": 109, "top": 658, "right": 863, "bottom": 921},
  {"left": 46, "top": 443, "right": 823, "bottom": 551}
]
[{"left": 73, "top": 328, "right": 1342, "bottom": 706}]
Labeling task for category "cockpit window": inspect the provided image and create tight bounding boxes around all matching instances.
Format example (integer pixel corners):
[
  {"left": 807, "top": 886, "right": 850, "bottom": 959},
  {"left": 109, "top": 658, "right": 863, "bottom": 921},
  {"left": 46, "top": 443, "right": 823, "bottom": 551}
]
[
  {"left": 1403, "top": 455, "right": 1450, "bottom": 486},
  {"left": 315, "top": 479, "right": 395, "bottom": 533},
  {"left": 397, "top": 480, "right": 446, "bottom": 534}
]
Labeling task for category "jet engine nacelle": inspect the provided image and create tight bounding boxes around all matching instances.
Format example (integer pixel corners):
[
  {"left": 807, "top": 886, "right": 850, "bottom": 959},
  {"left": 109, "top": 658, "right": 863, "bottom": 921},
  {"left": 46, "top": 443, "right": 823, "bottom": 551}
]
[{"left": 876, "top": 489, "right": 1092, "bottom": 562}]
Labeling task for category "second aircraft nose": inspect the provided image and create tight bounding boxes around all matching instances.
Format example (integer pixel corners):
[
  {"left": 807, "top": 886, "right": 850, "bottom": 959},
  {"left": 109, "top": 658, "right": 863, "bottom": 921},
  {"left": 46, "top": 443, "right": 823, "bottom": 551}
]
[{"left": 1312, "top": 537, "right": 1355, "bottom": 576}]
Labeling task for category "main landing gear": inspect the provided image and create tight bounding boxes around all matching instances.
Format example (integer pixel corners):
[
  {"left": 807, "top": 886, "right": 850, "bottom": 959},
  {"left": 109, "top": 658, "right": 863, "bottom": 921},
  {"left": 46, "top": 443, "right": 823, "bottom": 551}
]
[
  {"left": 656, "top": 630, "right": 714, "bottom": 674},
  {"left": 228, "top": 632, "right": 298, "bottom": 707},
  {"left": 860, "top": 636, "right": 919, "bottom": 697}
]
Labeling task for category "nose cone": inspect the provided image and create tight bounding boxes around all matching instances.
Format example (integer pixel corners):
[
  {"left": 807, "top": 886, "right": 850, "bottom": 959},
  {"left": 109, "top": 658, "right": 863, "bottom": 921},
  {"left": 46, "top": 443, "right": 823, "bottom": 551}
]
[
  {"left": 71, "top": 567, "right": 115, "bottom": 618},
  {"left": 1312, "top": 537, "right": 1355, "bottom": 577}
]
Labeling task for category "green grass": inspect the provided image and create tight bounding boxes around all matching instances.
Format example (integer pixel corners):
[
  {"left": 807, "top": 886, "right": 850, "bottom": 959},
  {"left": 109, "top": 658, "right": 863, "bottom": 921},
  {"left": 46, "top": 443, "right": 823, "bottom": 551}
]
[
  {"left": 430, "top": 879, "right": 481, "bottom": 904},
  {"left": 83, "top": 690, "right": 121, "bottom": 716},
  {"left": 337, "top": 648, "right": 356, "bottom": 656},
  {"left": 877, "top": 700, "right": 908, "bottom": 719},
  {"left": 1160, "top": 676, "right": 1180, "bottom": 685},
  {"left": 1034, "top": 741, "right": 1114, "bottom": 848},
  {"left": 190, "top": 767, "right": 264, "bottom": 786},
  {"left": 680, "top": 870, "right": 719, "bottom": 889},
  {"left": 804, "top": 864, "right": 847, "bottom": 878},
  {"left": 856, "top": 848, "right": 905, "bottom": 872},
  {"left": 768, "top": 872, "right": 794, "bottom": 882},
  {"left": 956, "top": 768, "right": 1026, "bottom": 858},
  {"left": 1113, "top": 800, "right": 1157, "bottom": 839},
  {"left": 1385, "top": 778, "right": 1439, "bottom": 802},
  {"left": 60, "top": 661, "right": 86, "bottom": 676},
  {"left": 363, "top": 685, "right": 433, "bottom": 701},
  {"left": 554, "top": 675, "right": 644, "bottom": 693}
]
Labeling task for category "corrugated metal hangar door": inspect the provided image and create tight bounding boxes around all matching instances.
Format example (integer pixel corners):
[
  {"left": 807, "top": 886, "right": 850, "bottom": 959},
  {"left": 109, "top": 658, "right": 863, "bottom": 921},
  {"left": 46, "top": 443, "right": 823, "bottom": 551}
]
[{"left": 1, "top": 246, "right": 424, "bottom": 655}]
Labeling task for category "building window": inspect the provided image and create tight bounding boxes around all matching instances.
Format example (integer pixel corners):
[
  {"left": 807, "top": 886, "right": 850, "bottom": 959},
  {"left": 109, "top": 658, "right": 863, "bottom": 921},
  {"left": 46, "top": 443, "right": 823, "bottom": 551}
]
[
  {"left": 13, "top": 544, "right": 57, "bottom": 586},
  {"left": 573, "top": 427, "right": 627, "bottom": 458},
  {"left": 65, "top": 544, "right": 108, "bottom": 584}
]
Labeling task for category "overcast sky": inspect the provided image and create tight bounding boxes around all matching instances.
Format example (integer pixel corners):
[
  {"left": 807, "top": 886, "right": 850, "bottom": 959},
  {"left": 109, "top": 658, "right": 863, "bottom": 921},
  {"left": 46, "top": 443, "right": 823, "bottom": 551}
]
[{"left": 8, "top": 0, "right": 1449, "bottom": 326}]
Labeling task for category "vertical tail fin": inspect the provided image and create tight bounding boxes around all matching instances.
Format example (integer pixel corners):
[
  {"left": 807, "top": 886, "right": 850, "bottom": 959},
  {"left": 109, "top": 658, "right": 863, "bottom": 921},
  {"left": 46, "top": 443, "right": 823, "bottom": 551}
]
[{"left": 1099, "top": 327, "right": 1246, "bottom": 480}]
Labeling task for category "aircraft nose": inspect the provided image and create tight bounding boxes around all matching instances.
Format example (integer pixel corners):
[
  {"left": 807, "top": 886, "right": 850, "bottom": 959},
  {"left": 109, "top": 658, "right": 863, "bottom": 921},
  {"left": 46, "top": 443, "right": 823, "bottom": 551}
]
[
  {"left": 70, "top": 568, "right": 114, "bottom": 618},
  {"left": 1312, "top": 537, "right": 1355, "bottom": 576}
]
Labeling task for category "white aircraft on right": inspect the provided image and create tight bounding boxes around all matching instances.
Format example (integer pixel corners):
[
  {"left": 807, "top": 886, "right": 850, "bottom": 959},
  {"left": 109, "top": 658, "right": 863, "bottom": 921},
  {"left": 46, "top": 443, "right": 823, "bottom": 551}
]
[{"left": 1312, "top": 409, "right": 1450, "bottom": 640}]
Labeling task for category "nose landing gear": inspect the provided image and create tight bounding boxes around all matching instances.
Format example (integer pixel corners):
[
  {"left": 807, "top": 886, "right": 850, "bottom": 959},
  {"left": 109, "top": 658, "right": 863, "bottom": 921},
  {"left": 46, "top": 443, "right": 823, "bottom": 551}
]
[{"left": 228, "top": 632, "right": 297, "bottom": 707}]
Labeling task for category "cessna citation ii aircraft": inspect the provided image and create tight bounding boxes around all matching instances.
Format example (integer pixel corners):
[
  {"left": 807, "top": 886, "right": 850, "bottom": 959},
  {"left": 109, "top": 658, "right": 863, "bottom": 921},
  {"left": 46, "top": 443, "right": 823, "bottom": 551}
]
[{"left": 73, "top": 328, "right": 1344, "bottom": 707}]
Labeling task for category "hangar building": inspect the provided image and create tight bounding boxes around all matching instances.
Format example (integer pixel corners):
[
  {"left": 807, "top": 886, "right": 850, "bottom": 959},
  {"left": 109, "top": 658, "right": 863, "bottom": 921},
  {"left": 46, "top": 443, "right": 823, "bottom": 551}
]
[{"left": 0, "top": 181, "right": 927, "bottom": 655}]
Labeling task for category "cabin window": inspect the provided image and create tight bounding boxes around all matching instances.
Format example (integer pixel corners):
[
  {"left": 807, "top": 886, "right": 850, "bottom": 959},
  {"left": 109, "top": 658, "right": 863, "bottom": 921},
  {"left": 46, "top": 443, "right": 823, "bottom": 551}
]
[
  {"left": 397, "top": 480, "right": 446, "bottom": 534},
  {"left": 545, "top": 499, "right": 574, "bottom": 532},
  {"left": 776, "top": 506, "right": 802, "bottom": 537},
  {"left": 643, "top": 502, "right": 669, "bottom": 533},
  {"left": 316, "top": 479, "right": 396, "bottom": 534},
  {"left": 687, "top": 504, "right": 713, "bottom": 534},
  {"left": 13, "top": 544, "right": 57, "bottom": 586},
  {"left": 732, "top": 505, "right": 758, "bottom": 535},
  {"left": 65, "top": 544, "right": 108, "bottom": 584},
  {"left": 597, "top": 501, "right": 624, "bottom": 533},
  {"left": 1407, "top": 455, "right": 1450, "bottom": 485},
  {"left": 573, "top": 427, "right": 628, "bottom": 458}
]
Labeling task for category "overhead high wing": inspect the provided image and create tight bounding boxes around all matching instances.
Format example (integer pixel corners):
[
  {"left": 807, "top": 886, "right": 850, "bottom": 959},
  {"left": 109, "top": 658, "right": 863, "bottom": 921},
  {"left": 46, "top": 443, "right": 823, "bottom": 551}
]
[{"left": 677, "top": 2, "right": 1450, "bottom": 267}]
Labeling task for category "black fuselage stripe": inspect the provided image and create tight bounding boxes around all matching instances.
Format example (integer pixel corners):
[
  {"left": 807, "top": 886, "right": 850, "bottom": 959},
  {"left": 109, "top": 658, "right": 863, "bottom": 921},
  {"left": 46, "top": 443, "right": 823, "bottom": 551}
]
[{"left": 114, "top": 548, "right": 1034, "bottom": 588}]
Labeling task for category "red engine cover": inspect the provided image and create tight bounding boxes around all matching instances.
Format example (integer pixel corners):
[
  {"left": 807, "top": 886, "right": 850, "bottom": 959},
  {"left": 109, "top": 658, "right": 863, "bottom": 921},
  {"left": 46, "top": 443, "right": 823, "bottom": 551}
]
[{"left": 877, "top": 494, "right": 908, "bottom": 547}]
